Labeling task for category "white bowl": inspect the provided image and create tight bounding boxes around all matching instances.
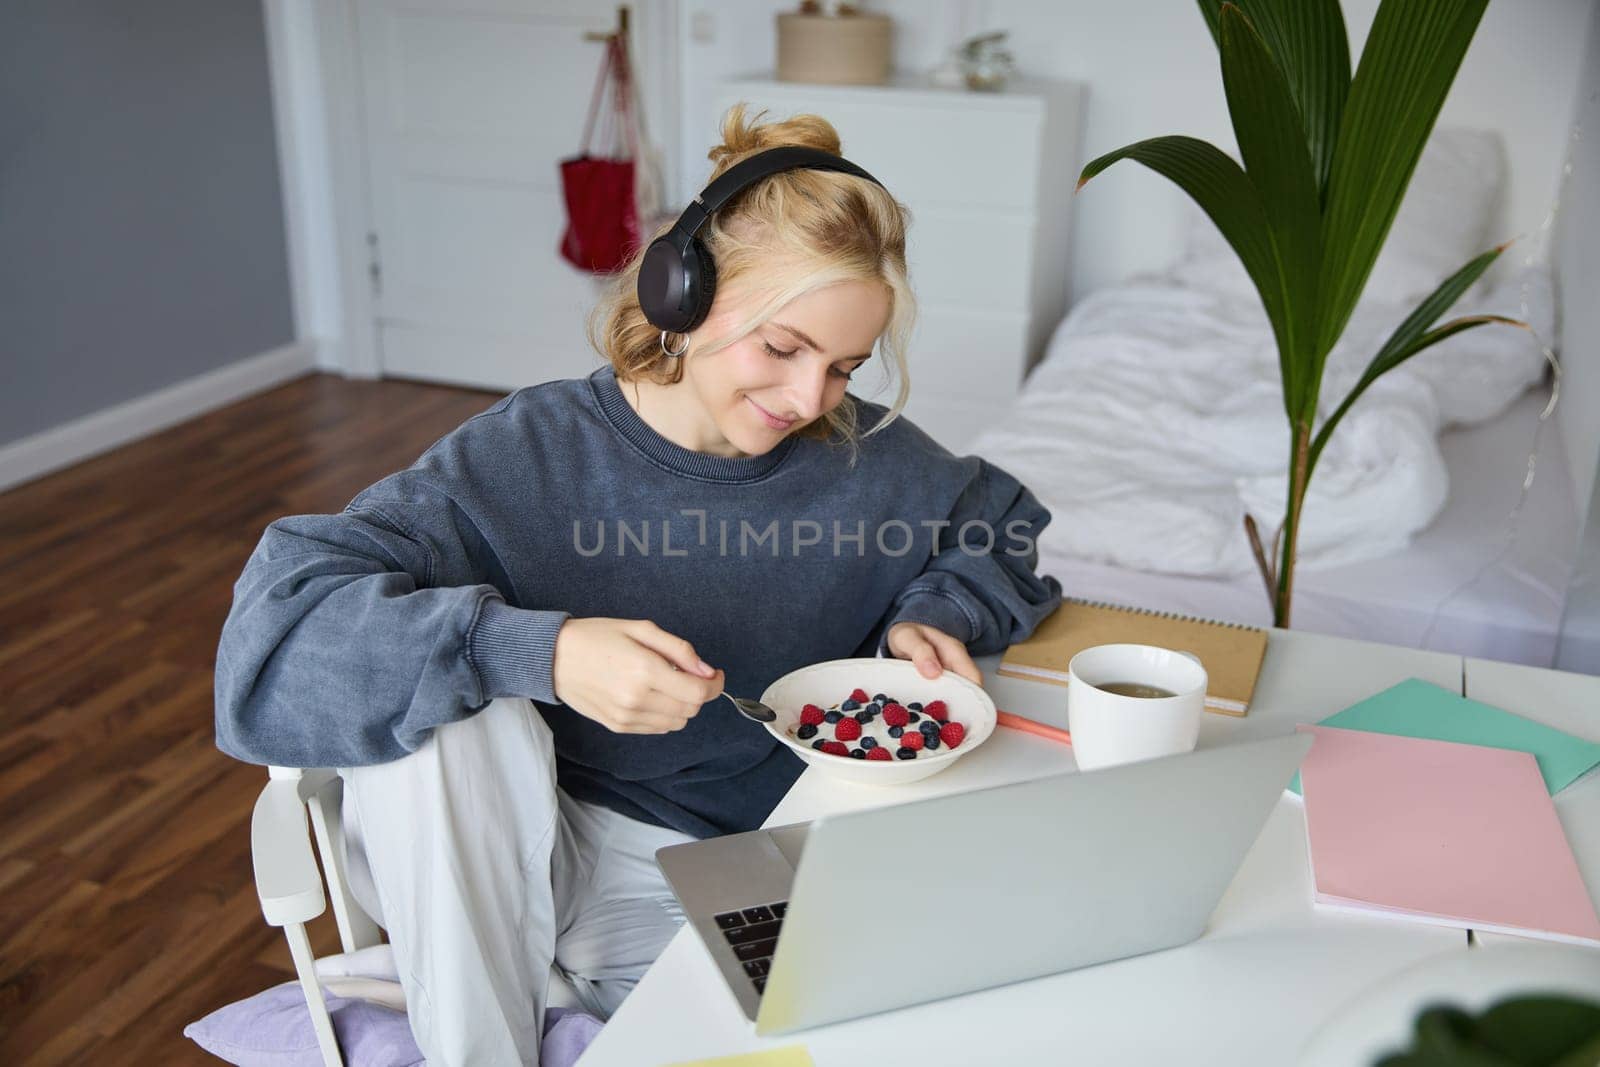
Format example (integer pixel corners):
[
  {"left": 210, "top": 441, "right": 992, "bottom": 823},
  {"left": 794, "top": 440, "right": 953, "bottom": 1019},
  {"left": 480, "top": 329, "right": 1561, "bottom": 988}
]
[{"left": 760, "top": 657, "right": 996, "bottom": 785}]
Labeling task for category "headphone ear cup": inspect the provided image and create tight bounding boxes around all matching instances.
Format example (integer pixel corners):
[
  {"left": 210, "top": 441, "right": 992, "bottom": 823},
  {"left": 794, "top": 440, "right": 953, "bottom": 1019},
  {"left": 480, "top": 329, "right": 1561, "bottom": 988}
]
[{"left": 678, "top": 240, "right": 718, "bottom": 334}]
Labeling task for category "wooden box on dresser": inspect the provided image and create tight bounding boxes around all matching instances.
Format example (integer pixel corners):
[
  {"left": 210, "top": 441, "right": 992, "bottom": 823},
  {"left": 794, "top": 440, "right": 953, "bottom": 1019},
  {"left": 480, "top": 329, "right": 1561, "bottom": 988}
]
[{"left": 710, "top": 73, "right": 1085, "bottom": 455}]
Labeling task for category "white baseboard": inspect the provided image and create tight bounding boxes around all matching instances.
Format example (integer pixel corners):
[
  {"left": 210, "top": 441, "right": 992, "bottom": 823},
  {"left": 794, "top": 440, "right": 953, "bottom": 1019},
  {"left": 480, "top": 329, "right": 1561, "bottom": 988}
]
[{"left": 0, "top": 342, "right": 317, "bottom": 493}]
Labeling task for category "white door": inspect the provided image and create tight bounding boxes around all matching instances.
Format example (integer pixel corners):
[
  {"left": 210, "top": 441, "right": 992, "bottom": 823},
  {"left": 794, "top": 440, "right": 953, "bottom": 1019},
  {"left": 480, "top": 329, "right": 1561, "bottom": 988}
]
[{"left": 353, "top": 0, "right": 677, "bottom": 389}]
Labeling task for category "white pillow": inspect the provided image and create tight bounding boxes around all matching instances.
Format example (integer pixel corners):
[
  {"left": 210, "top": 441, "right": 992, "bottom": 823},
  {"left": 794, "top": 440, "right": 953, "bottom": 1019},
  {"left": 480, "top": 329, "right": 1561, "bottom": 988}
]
[{"left": 1172, "top": 126, "right": 1507, "bottom": 306}]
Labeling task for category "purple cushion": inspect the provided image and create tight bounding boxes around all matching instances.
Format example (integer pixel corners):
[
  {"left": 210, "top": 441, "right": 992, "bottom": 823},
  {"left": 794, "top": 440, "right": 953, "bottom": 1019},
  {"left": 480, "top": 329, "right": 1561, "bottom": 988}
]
[{"left": 184, "top": 981, "right": 602, "bottom": 1067}]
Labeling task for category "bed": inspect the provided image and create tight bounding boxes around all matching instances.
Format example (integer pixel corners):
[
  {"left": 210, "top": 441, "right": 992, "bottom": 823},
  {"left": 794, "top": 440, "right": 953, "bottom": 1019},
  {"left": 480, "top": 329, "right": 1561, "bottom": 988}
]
[{"left": 967, "top": 127, "right": 1580, "bottom": 668}]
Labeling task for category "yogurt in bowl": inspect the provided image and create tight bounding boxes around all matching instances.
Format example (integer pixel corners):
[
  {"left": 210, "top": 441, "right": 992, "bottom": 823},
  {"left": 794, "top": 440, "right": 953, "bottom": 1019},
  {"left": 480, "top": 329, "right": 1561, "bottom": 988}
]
[{"left": 760, "top": 657, "right": 996, "bottom": 785}]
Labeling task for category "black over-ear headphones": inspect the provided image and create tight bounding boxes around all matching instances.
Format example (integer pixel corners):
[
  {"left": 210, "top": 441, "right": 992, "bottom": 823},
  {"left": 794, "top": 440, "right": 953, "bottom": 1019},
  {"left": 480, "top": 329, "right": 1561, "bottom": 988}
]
[{"left": 637, "top": 146, "right": 886, "bottom": 348}]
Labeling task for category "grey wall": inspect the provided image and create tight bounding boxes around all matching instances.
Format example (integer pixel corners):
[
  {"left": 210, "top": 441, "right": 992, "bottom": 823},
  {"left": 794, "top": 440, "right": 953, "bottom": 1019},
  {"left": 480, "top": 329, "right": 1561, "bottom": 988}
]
[
  {"left": 0, "top": 1, "right": 295, "bottom": 448},
  {"left": 1556, "top": 0, "right": 1600, "bottom": 674}
]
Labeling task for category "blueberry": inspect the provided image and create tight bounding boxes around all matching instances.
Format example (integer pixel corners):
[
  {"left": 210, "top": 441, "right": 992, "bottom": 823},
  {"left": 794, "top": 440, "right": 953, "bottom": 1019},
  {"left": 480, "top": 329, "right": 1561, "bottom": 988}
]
[
  {"left": 797, "top": 723, "right": 817, "bottom": 740},
  {"left": 865, "top": 702, "right": 881, "bottom": 715},
  {"left": 873, "top": 693, "right": 888, "bottom": 704},
  {"left": 812, "top": 739, "right": 826, "bottom": 750},
  {"left": 860, "top": 737, "right": 878, "bottom": 750},
  {"left": 850, "top": 748, "right": 866, "bottom": 759},
  {"left": 896, "top": 747, "right": 917, "bottom": 760},
  {"left": 854, "top": 710, "right": 874, "bottom": 723},
  {"left": 840, "top": 699, "right": 860, "bottom": 711},
  {"left": 925, "top": 734, "right": 941, "bottom": 750},
  {"left": 824, "top": 710, "right": 842, "bottom": 724},
  {"left": 888, "top": 725, "right": 904, "bottom": 739},
  {"left": 908, "top": 702, "right": 923, "bottom": 711},
  {"left": 908, "top": 711, "right": 921, "bottom": 723},
  {"left": 919, "top": 720, "right": 939, "bottom": 736}
]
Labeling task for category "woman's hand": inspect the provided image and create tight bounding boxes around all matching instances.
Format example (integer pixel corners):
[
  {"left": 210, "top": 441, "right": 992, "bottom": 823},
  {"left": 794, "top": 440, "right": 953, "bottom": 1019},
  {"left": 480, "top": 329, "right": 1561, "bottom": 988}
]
[
  {"left": 885, "top": 621, "right": 983, "bottom": 686},
  {"left": 551, "top": 617, "right": 724, "bottom": 734}
]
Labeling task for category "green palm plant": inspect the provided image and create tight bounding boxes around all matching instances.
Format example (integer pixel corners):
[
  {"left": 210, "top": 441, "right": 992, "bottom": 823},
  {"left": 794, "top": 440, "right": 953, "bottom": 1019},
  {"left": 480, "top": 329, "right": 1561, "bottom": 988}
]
[{"left": 1076, "top": 0, "right": 1528, "bottom": 627}]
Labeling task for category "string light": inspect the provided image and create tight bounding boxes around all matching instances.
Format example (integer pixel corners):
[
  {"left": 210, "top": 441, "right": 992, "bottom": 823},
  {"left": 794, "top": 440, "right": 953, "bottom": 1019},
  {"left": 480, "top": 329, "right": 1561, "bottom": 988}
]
[{"left": 1416, "top": 119, "right": 1580, "bottom": 654}]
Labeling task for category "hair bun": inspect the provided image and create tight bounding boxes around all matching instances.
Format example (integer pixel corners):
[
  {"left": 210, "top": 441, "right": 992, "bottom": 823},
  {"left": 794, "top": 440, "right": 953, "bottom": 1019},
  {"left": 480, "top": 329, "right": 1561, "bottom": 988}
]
[{"left": 707, "top": 102, "right": 843, "bottom": 177}]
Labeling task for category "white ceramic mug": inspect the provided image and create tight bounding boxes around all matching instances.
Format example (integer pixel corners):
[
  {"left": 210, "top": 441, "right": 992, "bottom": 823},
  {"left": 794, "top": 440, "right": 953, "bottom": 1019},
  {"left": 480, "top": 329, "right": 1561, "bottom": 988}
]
[{"left": 1066, "top": 643, "right": 1208, "bottom": 771}]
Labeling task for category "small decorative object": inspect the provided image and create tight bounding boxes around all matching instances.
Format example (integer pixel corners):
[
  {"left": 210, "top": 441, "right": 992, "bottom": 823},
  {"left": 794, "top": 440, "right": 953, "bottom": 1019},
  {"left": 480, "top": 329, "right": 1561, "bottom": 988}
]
[
  {"left": 776, "top": 2, "right": 892, "bottom": 85},
  {"left": 956, "top": 29, "right": 1015, "bottom": 92}
]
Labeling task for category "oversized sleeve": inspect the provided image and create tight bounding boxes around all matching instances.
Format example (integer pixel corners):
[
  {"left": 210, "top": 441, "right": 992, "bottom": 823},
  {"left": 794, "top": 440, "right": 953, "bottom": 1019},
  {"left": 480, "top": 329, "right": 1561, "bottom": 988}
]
[
  {"left": 874, "top": 456, "right": 1063, "bottom": 658},
  {"left": 213, "top": 467, "right": 569, "bottom": 769}
]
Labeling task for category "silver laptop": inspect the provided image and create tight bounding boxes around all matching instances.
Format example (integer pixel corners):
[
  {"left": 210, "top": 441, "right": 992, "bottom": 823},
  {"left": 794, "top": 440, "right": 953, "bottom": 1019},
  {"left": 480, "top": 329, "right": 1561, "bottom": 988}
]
[{"left": 656, "top": 731, "right": 1313, "bottom": 1036}]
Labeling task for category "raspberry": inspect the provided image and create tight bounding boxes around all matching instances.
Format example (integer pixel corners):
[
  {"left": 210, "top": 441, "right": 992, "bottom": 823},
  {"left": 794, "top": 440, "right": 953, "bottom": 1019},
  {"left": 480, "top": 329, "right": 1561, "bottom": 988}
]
[
  {"left": 820, "top": 740, "right": 849, "bottom": 757},
  {"left": 833, "top": 717, "right": 862, "bottom": 742},
  {"left": 849, "top": 688, "right": 870, "bottom": 704},
  {"left": 939, "top": 722, "right": 965, "bottom": 748},
  {"left": 882, "top": 703, "right": 910, "bottom": 727},
  {"left": 901, "top": 730, "right": 925, "bottom": 751},
  {"left": 799, "top": 704, "right": 825, "bottom": 725},
  {"left": 865, "top": 747, "right": 892, "bottom": 761},
  {"left": 924, "top": 700, "right": 949, "bottom": 722}
]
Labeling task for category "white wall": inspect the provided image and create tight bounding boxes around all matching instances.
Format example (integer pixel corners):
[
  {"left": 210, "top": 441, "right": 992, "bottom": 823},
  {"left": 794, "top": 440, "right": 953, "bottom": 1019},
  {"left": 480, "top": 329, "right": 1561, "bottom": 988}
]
[
  {"left": 1556, "top": 0, "right": 1600, "bottom": 523},
  {"left": 676, "top": 0, "right": 1593, "bottom": 305},
  {"left": 1555, "top": 0, "right": 1600, "bottom": 672}
]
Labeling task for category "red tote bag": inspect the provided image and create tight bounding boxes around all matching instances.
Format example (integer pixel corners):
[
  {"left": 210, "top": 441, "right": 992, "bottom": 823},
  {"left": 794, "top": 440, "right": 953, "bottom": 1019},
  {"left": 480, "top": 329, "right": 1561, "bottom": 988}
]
[{"left": 558, "top": 36, "right": 643, "bottom": 274}]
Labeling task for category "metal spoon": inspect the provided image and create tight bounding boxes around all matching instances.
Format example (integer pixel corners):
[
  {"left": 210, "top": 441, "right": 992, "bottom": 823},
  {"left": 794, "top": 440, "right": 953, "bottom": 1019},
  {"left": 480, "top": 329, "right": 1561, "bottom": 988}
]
[{"left": 720, "top": 691, "right": 777, "bottom": 723}]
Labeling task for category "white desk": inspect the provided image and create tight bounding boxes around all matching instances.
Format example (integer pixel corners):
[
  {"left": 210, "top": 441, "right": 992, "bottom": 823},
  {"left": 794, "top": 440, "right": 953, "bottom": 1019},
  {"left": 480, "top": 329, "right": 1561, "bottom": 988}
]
[
  {"left": 578, "top": 631, "right": 1474, "bottom": 1066},
  {"left": 1461, "top": 657, "right": 1600, "bottom": 948}
]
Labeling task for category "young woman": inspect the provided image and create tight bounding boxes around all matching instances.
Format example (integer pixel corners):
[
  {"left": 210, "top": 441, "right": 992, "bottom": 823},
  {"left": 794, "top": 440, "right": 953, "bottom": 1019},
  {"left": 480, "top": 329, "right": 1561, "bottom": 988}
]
[{"left": 214, "top": 104, "right": 1063, "bottom": 1066}]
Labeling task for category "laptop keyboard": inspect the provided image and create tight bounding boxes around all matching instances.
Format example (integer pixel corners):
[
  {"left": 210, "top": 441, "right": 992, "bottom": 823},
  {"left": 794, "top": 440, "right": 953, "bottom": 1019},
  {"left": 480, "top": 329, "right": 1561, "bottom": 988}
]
[{"left": 713, "top": 901, "right": 788, "bottom": 994}]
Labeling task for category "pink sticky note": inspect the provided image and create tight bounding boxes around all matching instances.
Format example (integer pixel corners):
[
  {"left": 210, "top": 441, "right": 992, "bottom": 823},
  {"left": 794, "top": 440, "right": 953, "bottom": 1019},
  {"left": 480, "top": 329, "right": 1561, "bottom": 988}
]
[{"left": 1297, "top": 724, "right": 1600, "bottom": 946}]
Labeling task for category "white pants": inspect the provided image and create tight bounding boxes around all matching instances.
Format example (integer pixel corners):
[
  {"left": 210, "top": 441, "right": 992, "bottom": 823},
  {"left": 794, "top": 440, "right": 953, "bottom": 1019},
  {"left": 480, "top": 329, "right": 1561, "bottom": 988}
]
[{"left": 336, "top": 697, "right": 696, "bottom": 1066}]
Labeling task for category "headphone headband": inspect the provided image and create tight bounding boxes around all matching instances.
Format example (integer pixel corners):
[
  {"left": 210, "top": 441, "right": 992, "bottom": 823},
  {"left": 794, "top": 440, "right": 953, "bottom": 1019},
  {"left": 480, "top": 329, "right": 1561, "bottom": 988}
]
[
  {"left": 674, "top": 145, "right": 884, "bottom": 238},
  {"left": 637, "top": 146, "right": 886, "bottom": 339}
]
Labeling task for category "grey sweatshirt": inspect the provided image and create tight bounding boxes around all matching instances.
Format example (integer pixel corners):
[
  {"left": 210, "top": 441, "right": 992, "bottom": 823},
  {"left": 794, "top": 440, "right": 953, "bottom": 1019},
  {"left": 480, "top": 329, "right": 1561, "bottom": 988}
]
[{"left": 214, "top": 363, "right": 1064, "bottom": 838}]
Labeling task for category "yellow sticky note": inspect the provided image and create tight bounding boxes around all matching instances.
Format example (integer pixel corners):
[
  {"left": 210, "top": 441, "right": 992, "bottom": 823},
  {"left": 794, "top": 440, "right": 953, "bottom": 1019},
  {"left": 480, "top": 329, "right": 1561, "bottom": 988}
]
[{"left": 663, "top": 1046, "right": 813, "bottom": 1067}]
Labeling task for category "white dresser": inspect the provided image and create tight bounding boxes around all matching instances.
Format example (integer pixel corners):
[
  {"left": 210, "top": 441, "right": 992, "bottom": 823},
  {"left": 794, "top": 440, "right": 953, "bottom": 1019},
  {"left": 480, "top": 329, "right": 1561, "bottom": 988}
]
[{"left": 709, "top": 73, "right": 1085, "bottom": 455}]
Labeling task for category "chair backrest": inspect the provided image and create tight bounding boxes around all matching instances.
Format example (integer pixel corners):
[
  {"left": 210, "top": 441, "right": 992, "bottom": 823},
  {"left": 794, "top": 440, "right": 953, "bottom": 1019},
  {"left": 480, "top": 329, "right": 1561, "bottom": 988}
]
[
  {"left": 257, "top": 767, "right": 384, "bottom": 950},
  {"left": 252, "top": 767, "right": 385, "bottom": 1067}
]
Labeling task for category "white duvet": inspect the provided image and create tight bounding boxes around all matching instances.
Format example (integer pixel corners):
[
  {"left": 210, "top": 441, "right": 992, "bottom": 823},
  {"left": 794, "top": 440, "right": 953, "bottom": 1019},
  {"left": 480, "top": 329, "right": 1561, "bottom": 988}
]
[{"left": 969, "top": 262, "right": 1553, "bottom": 577}]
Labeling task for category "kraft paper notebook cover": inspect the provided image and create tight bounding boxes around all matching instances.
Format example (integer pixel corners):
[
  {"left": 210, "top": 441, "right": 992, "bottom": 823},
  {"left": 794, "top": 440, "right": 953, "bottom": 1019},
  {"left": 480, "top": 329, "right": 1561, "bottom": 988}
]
[
  {"left": 1286, "top": 677, "right": 1600, "bottom": 796},
  {"left": 1297, "top": 724, "right": 1600, "bottom": 947},
  {"left": 996, "top": 597, "right": 1268, "bottom": 715}
]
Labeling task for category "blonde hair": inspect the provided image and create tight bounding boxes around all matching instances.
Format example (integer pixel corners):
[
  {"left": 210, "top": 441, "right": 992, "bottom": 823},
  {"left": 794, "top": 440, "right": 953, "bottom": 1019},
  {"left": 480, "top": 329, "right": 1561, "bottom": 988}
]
[{"left": 585, "top": 103, "right": 916, "bottom": 463}]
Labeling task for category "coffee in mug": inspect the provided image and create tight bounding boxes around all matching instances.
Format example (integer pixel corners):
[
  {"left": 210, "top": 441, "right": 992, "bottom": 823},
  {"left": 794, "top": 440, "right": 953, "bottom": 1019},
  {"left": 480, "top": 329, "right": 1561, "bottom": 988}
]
[
  {"left": 1067, "top": 644, "right": 1207, "bottom": 771},
  {"left": 1094, "top": 681, "right": 1178, "bottom": 700}
]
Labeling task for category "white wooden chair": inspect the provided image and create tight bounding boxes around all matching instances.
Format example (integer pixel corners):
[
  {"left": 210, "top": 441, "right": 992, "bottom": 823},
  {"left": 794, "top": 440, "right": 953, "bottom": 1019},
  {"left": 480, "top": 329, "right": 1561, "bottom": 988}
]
[
  {"left": 250, "top": 765, "right": 580, "bottom": 1066},
  {"left": 250, "top": 766, "right": 384, "bottom": 1067}
]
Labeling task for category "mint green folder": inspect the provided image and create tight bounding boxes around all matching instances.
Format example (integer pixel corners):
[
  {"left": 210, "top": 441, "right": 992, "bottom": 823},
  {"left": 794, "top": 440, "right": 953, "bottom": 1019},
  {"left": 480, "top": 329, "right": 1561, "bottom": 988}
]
[{"left": 1288, "top": 677, "right": 1600, "bottom": 796}]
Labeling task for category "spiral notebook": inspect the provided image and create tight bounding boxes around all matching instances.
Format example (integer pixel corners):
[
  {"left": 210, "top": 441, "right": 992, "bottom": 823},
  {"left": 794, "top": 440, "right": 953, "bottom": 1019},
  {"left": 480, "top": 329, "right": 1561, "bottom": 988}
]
[{"left": 996, "top": 598, "right": 1269, "bottom": 716}]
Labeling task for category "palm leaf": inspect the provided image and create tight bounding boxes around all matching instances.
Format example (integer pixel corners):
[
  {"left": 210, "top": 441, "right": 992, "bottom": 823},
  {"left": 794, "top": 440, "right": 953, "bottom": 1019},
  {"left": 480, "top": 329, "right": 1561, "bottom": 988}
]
[
  {"left": 1217, "top": 4, "right": 1325, "bottom": 416},
  {"left": 1314, "top": 0, "right": 1492, "bottom": 362},
  {"left": 1078, "top": 136, "right": 1299, "bottom": 407},
  {"left": 1308, "top": 243, "right": 1523, "bottom": 471},
  {"left": 1197, "top": 0, "right": 1351, "bottom": 201}
]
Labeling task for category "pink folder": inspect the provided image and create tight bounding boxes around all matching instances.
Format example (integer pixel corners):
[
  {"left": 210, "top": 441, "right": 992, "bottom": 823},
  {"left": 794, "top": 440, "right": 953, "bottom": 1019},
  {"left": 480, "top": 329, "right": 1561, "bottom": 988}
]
[{"left": 1297, "top": 724, "right": 1600, "bottom": 946}]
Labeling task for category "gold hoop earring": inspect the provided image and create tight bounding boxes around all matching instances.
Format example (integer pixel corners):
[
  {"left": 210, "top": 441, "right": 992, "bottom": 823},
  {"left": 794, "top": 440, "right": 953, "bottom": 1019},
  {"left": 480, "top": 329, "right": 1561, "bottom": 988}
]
[{"left": 660, "top": 330, "right": 689, "bottom": 358}]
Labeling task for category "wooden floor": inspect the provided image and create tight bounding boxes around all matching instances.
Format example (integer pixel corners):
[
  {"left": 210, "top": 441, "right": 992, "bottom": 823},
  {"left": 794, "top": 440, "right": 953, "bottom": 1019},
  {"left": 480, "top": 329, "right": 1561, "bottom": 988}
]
[{"left": 0, "top": 373, "right": 502, "bottom": 1063}]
